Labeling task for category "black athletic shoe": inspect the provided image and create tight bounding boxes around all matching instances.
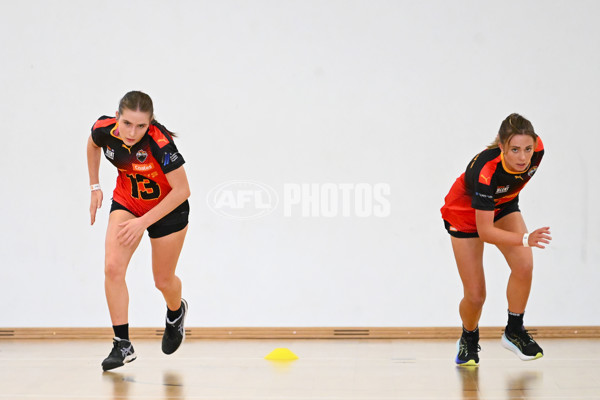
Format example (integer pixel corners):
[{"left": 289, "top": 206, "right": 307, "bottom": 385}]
[
  {"left": 455, "top": 335, "right": 480, "bottom": 366},
  {"left": 102, "top": 337, "right": 136, "bottom": 371},
  {"left": 501, "top": 327, "right": 543, "bottom": 361},
  {"left": 162, "top": 298, "right": 188, "bottom": 355}
]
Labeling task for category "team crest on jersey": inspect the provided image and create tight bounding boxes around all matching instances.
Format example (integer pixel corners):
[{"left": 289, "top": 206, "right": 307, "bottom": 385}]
[
  {"left": 527, "top": 166, "right": 538, "bottom": 177},
  {"left": 136, "top": 149, "right": 148, "bottom": 163},
  {"left": 105, "top": 146, "right": 114, "bottom": 160}
]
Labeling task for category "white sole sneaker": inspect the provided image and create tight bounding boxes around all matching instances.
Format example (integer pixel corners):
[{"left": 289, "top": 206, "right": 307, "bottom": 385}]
[{"left": 501, "top": 333, "right": 543, "bottom": 361}]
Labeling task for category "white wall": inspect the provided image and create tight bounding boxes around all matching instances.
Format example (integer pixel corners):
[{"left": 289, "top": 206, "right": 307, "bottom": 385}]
[{"left": 0, "top": 1, "right": 598, "bottom": 328}]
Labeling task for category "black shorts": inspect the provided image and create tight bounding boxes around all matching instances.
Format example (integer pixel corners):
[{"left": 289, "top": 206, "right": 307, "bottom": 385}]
[
  {"left": 443, "top": 199, "right": 520, "bottom": 238},
  {"left": 110, "top": 200, "right": 190, "bottom": 239}
]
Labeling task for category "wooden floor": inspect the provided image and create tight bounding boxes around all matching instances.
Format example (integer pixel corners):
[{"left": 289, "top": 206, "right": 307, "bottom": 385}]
[{"left": 1, "top": 338, "right": 599, "bottom": 399}]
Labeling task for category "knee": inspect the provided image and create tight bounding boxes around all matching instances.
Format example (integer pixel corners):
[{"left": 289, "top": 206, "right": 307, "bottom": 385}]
[
  {"left": 154, "top": 274, "right": 174, "bottom": 292},
  {"left": 104, "top": 260, "right": 126, "bottom": 282},
  {"left": 464, "top": 289, "right": 486, "bottom": 309},
  {"left": 511, "top": 261, "right": 534, "bottom": 281}
]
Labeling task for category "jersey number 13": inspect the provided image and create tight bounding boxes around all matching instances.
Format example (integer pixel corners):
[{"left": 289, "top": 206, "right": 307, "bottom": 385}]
[{"left": 126, "top": 174, "right": 161, "bottom": 200}]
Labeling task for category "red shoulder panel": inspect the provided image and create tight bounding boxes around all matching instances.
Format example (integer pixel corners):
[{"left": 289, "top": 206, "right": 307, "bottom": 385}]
[
  {"left": 93, "top": 117, "right": 116, "bottom": 130},
  {"left": 535, "top": 136, "right": 544, "bottom": 151},
  {"left": 148, "top": 125, "right": 171, "bottom": 149},
  {"left": 478, "top": 155, "right": 501, "bottom": 185}
]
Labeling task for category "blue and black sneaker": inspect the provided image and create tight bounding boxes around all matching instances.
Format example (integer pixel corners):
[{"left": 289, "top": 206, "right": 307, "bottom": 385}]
[{"left": 455, "top": 335, "right": 480, "bottom": 366}]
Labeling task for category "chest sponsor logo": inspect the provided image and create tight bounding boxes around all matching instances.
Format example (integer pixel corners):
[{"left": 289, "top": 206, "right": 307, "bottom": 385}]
[
  {"left": 105, "top": 146, "right": 114, "bottom": 160},
  {"left": 496, "top": 185, "right": 510, "bottom": 194},
  {"left": 133, "top": 163, "right": 155, "bottom": 172},
  {"left": 136, "top": 149, "right": 148, "bottom": 163},
  {"left": 514, "top": 175, "right": 524, "bottom": 181},
  {"left": 479, "top": 174, "right": 491, "bottom": 184}
]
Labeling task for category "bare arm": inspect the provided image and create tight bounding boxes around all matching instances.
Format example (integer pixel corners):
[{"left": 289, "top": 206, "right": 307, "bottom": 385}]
[
  {"left": 117, "top": 166, "right": 191, "bottom": 246},
  {"left": 87, "top": 135, "right": 103, "bottom": 225},
  {"left": 475, "top": 209, "right": 551, "bottom": 248},
  {"left": 139, "top": 166, "right": 190, "bottom": 227}
]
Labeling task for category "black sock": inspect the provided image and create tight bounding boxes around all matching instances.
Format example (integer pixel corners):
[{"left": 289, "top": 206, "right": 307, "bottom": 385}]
[
  {"left": 462, "top": 326, "right": 479, "bottom": 340},
  {"left": 166, "top": 303, "right": 182, "bottom": 322},
  {"left": 507, "top": 310, "right": 524, "bottom": 332},
  {"left": 113, "top": 323, "right": 129, "bottom": 341}
]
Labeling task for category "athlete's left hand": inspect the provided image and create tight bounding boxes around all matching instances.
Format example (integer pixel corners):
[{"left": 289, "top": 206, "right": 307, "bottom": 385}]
[{"left": 117, "top": 218, "right": 148, "bottom": 247}]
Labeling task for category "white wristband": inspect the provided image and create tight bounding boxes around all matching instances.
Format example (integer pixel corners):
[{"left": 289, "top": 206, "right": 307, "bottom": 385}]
[
  {"left": 90, "top": 184, "right": 101, "bottom": 191},
  {"left": 522, "top": 233, "right": 530, "bottom": 247}
]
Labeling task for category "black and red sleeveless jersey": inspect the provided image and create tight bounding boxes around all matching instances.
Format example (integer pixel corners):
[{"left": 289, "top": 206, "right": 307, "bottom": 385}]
[
  {"left": 91, "top": 116, "right": 186, "bottom": 217},
  {"left": 440, "top": 137, "right": 544, "bottom": 233}
]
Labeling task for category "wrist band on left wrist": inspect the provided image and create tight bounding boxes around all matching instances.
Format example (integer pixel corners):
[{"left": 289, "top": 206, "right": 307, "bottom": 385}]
[{"left": 522, "top": 233, "right": 530, "bottom": 247}]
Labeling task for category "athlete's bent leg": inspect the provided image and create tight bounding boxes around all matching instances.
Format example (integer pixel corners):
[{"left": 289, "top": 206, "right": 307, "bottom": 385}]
[
  {"left": 105, "top": 210, "right": 143, "bottom": 326},
  {"left": 494, "top": 212, "right": 533, "bottom": 313},
  {"left": 494, "top": 212, "right": 543, "bottom": 360},
  {"left": 151, "top": 226, "right": 188, "bottom": 355},
  {"left": 450, "top": 236, "right": 486, "bottom": 331},
  {"left": 150, "top": 226, "right": 188, "bottom": 310}
]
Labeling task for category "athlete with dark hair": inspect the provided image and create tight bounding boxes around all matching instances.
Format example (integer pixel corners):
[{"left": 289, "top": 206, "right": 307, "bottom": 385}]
[
  {"left": 87, "top": 91, "right": 190, "bottom": 371},
  {"left": 441, "top": 113, "right": 552, "bottom": 366}
]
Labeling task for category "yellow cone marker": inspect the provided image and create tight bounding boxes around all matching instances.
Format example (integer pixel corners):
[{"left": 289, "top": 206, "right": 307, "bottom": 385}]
[{"left": 264, "top": 348, "right": 299, "bottom": 361}]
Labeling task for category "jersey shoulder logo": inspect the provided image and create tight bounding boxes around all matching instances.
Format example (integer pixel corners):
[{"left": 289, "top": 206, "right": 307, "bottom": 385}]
[
  {"left": 478, "top": 154, "right": 501, "bottom": 185},
  {"left": 162, "top": 152, "right": 181, "bottom": 167},
  {"left": 105, "top": 146, "right": 114, "bottom": 160},
  {"left": 148, "top": 125, "right": 171, "bottom": 149}
]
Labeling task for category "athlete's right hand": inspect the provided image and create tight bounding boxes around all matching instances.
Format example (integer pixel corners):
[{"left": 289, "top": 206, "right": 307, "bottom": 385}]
[
  {"left": 528, "top": 227, "right": 552, "bottom": 249},
  {"left": 90, "top": 190, "right": 103, "bottom": 225}
]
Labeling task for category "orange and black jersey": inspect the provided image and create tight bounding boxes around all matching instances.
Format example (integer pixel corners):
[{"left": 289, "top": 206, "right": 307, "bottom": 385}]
[
  {"left": 91, "top": 116, "right": 186, "bottom": 217},
  {"left": 441, "top": 137, "right": 544, "bottom": 233}
]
